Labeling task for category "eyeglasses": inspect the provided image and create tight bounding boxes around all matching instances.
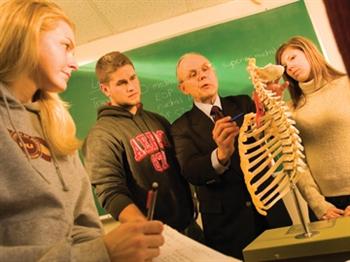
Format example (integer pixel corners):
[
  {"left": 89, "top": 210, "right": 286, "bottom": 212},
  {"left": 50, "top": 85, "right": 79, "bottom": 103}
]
[{"left": 180, "top": 63, "right": 213, "bottom": 83}]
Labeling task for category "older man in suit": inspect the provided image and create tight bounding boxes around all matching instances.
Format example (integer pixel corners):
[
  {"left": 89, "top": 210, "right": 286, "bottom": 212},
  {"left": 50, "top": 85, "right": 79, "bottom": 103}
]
[{"left": 171, "top": 53, "right": 291, "bottom": 259}]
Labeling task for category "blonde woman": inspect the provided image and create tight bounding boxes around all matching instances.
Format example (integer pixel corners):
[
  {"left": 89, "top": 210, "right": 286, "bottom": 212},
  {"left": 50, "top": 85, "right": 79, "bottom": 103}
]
[
  {"left": 0, "top": 0, "right": 163, "bottom": 261},
  {"left": 274, "top": 36, "right": 350, "bottom": 221}
]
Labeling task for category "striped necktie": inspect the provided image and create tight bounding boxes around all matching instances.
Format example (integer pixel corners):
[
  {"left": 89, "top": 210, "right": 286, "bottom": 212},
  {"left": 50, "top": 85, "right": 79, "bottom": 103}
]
[{"left": 210, "top": 105, "right": 224, "bottom": 122}]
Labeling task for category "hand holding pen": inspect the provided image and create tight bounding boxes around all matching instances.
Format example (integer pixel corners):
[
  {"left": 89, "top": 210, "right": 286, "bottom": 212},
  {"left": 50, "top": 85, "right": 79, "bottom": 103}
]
[
  {"left": 213, "top": 113, "right": 244, "bottom": 165},
  {"left": 146, "top": 182, "right": 158, "bottom": 220}
]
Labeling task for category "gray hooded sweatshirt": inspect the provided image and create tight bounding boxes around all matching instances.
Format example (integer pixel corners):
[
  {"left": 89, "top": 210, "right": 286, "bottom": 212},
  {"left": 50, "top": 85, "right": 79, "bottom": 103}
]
[{"left": 0, "top": 83, "right": 110, "bottom": 262}]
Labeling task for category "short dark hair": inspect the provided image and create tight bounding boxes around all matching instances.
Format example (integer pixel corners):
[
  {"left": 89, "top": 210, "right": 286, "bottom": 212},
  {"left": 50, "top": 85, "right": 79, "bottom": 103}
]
[{"left": 95, "top": 51, "right": 134, "bottom": 83}]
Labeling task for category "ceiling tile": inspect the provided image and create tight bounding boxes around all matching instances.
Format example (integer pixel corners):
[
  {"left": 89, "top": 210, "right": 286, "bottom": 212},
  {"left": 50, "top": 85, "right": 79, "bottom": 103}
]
[{"left": 0, "top": 0, "right": 233, "bottom": 45}]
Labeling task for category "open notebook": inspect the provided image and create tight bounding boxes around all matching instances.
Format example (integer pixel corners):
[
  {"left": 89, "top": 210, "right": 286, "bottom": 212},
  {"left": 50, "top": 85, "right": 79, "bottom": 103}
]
[{"left": 154, "top": 225, "right": 241, "bottom": 262}]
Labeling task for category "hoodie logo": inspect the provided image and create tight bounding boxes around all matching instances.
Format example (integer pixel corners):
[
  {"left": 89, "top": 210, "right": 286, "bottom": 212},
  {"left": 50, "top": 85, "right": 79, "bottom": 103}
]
[
  {"left": 8, "top": 129, "right": 52, "bottom": 162},
  {"left": 130, "top": 130, "right": 169, "bottom": 172}
]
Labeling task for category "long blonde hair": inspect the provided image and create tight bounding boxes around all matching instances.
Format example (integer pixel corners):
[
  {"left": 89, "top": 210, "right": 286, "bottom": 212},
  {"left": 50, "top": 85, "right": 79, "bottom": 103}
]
[
  {"left": 0, "top": 0, "right": 80, "bottom": 156},
  {"left": 275, "top": 36, "right": 345, "bottom": 108}
]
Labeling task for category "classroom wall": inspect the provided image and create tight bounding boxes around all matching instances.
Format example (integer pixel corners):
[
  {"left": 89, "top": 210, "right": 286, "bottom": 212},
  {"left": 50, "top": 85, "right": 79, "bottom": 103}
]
[{"left": 75, "top": 0, "right": 345, "bottom": 72}]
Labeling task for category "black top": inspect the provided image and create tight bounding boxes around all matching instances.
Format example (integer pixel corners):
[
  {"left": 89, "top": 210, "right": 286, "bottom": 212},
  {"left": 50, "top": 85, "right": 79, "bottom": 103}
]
[
  {"left": 83, "top": 104, "right": 194, "bottom": 231},
  {"left": 171, "top": 95, "right": 291, "bottom": 259}
]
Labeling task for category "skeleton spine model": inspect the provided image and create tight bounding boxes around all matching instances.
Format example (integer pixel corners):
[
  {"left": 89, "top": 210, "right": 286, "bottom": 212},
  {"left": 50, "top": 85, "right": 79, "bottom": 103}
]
[{"left": 238, "top": 58, "right": 307, "bottom": 216}]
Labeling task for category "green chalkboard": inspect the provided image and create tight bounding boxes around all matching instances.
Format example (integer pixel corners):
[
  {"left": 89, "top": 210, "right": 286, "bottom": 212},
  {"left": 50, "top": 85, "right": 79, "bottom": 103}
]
[{"left": 62, "top": 1, "right": 318, "bottom": 215}]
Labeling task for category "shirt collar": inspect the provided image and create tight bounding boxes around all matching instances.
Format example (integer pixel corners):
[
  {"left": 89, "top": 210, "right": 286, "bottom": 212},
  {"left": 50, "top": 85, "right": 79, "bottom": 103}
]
[
  {"left": 299, "top": 78, "right": 327, "bottom": 95},
  {"left": 194, "top": 95, "right": 221, "bottom": 119}
]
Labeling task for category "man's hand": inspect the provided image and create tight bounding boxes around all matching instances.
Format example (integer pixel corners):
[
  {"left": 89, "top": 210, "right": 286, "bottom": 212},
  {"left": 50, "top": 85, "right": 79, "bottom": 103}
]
[
  {"left": 118, "top": 204, "right": 147, "bottom": 223},
  {"left": 321, "top": 207, "right": 344, "bottom": 220},
  {"left": 103, "top": 220, "right": 164, "bottom": 262},
  {"left": 266, "top": 80, "right": 289, "bottom": 98},
  {"left": 344, "top": 205, "right": 350, "bottom": 217},
  {"left": 212, "top": 116, "right": 240, "bottom": 165}
]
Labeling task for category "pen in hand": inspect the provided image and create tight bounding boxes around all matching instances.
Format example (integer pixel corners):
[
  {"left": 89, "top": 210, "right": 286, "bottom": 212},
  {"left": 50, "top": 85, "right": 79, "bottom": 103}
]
[
  {"left": 146, "top": 182, "right": 158, "bottom": 220},
  {"left": 231, "top": 112, "right": 244, "bottom": 122}
]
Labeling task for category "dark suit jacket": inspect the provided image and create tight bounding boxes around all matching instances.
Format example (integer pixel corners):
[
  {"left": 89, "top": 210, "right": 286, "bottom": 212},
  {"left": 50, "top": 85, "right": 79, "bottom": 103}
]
[{"left": 171, "top": 95, "right": 291, "bottom": 259}]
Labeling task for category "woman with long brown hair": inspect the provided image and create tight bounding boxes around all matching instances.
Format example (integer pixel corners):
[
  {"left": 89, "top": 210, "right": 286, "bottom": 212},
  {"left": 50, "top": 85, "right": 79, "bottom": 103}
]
[{"left": 275, "top": 36, "right": 350, "bottom": 221}]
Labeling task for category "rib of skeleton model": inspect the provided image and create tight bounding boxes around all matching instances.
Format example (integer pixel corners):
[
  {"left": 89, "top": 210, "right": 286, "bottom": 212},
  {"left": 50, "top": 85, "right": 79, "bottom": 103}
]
[{"left": 238, "top": 58, "right": 307, "bottom": 216}]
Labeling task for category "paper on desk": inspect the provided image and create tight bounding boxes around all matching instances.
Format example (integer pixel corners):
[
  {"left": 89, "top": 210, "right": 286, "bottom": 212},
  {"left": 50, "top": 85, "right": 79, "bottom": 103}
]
[{"left": 154, "top": 225, "right": 241, "bottom": 262}]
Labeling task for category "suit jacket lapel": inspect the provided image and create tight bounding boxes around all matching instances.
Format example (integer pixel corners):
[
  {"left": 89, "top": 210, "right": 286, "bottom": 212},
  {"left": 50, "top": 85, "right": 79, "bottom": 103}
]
[
  {"left": 188, "top": 105, "right": 217, "bottom": 149},
  {"left": 221, "top": 97, "right": 245, "bottom": 127},
  {"left": 187, "top": 96, "right": 246, "bottom": 152},
  {"left": 221, "top": 97, "right": 238, "bottom": 118}
]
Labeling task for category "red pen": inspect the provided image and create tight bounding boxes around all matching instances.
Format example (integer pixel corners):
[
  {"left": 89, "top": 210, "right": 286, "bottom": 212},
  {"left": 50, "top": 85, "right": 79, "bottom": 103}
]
[{"left": 146, "top": 182, "right": 158, "bottom": 220}]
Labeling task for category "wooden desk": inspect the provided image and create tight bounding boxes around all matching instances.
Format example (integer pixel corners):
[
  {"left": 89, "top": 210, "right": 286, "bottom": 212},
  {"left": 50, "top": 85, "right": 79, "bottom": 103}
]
[{"left": 243, "top": 217, "right": 350, "bottom": 261}]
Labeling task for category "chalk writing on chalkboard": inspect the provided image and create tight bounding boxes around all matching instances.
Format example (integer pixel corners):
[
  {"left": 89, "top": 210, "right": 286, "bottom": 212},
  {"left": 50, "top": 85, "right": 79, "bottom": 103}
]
[
  {"left": 142, "top": 79, "right": 174, "bottom": 95},
  {"left": 88, "top": 77, "right": 107, "bottom": 108},
  {"left": 223, "top": 48, "right": 277, "bottom": 69},
  {"left": 142, "top": 79, "right": 192, "bottom": 121}
]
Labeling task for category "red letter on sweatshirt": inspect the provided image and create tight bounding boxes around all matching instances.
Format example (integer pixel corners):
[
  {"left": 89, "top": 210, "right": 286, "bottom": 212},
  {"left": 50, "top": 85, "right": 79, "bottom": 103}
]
[
  {"left": 130, "top": 138, "right": 147, "bottom": 161},
  {"left": 151, "top": 151, "right": 169, "bottom": 172}
]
